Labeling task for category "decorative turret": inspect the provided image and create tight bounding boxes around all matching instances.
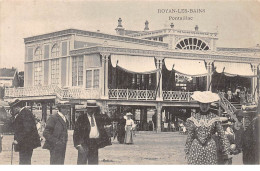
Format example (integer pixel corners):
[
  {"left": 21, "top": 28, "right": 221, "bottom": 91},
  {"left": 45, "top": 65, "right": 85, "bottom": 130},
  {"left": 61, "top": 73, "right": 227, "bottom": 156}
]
[
  {"left": 117, "top": 18, "right": 123, "bottom": 28},
  {"left": 170, "top": 23, "right": 174, "bottom": 29},
  {"left": 115, "top": 18, "right": 125, "bottom": 35},
  {"left": 144, "top": 20, "right": 149, "bottom": 31},
  {"left": 195, "top": 25, "right": 199, "bottom": 31}
]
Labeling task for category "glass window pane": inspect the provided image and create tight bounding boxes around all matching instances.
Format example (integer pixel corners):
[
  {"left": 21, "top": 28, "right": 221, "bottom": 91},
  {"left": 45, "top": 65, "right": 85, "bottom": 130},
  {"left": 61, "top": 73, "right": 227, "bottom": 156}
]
[
  {"left": 93, "top": 69, "right": 99, "bottom": 88},
  {"left": 86, "top": 70, "right": 92, "bottom": 88}
]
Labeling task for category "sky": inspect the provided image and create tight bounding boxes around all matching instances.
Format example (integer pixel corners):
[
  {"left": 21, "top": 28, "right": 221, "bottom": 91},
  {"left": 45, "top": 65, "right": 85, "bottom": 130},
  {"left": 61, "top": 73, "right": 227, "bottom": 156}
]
[{"left": 0, "top": 0, "right": 260, "bottom": 71}]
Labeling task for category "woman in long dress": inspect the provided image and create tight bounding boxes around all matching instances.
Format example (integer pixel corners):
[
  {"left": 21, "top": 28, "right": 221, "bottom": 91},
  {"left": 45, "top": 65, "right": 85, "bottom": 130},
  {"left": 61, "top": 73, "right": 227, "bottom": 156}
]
[
  {"left": 185, "top": 91, "right": 230, "bottom": 165},
  {"left": 124, "top": 113, "right": 135, "bottom": 144}
]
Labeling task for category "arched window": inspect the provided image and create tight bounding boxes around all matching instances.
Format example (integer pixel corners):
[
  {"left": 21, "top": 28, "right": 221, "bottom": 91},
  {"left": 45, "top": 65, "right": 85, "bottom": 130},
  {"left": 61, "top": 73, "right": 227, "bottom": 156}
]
[
  {"left": 51, "top": 43, "right": 59, "bottom": 57},
  {"left": 175, "top": 38, "right": 209, "bottom": 50},
  {"left": 34, "top": 47, "right": 42, "bottom": 60}
]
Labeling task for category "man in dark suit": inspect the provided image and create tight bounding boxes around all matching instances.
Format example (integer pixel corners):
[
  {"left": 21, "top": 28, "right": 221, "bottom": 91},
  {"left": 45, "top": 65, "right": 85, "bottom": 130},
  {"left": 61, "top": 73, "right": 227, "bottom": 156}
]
[
  {"left": 43, "top": 103, "right": 69, "bottom": 165},
  {"left": 73, "top": 100, "right": 111, "bottom": 165},
  {"left": 10, "top": 99, "right": 41, "bottom": 165}
]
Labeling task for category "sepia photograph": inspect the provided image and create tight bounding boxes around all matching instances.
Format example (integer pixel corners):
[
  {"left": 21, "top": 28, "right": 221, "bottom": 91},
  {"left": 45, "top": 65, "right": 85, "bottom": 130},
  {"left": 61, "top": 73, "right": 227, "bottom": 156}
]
[{"left": 0, "top": 0, "right": 259, "bottom": 165}]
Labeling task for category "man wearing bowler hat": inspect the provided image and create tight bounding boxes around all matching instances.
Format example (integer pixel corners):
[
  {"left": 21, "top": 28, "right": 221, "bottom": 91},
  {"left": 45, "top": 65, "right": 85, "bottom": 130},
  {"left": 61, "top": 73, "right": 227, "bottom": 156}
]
[
  {"left": 43, "top": 102, "right": 69, "bottom": 164},
  {"left": 9, "top": 99, "right": 41, "bottom": 164},
  {"left": 73, "top": 100, "right": 111, "bottom": 165}
]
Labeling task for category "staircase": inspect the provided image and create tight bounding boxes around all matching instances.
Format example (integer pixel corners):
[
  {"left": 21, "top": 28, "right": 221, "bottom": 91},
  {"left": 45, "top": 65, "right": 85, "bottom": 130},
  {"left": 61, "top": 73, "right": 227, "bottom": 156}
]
[
  {"left": 218, "top": 93, "right": 239, "bottom": 120},
  {"left": 230, "top": 102, "right": 242, "bottom": 110}
]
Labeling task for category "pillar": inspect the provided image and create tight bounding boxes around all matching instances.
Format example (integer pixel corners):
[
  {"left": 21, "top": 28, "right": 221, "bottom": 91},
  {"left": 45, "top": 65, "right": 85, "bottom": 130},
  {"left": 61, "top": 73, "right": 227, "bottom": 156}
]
[
  {"left": 156, "top": 103, "right": 162, "bottom": 132},
  {"left": 71, "top": 105, "right": 75, "bottom": 130},
  {"left": 206, "top": 60, "right": 213, "bottom": 91},
  {"left": 251, "top": 63, "right": 259, "bottom": 103},
  {"left": 101, "top": 53, "right": 110, "bottom": 99},
  {"left": 50, "top": 103, "right": 53, "bottom": 115},
  {"left": 41, "top": 102, "right": 47, "bottom": 122},
  {"left": 156, "top": 57, "right": 163, "bottom": 101}
]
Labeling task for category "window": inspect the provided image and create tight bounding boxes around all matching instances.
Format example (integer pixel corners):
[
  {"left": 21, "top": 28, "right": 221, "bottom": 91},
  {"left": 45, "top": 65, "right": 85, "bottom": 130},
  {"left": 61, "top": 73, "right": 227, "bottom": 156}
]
[
  {"left": 34, "top": 62, "right": 42, "bottom": 85},
  {"left": 51, "top": 59, "right": 60, "bottom": 85},
  {"left": 72, "top": 56, "right": 83, "bottom": 86},
  {"left": 34, "top": 47, "right": 42, "bottom": 60},
  {"left": 86, "top": 69, "right": 100, "bottom": 88},
  {"left": 159, "top": 37, "right": 163, "bottom": 42},
  {"left": 86, "top": 70, "right": 92, "bottom": 88},
  {"left": 93, "top": 69, "right": 99, "bottom": 88},
  {"left": 51, "top": 43, "right": 60, "bottom": 57},
  {"left": 175, "top": 38, "right": 209, "bottom": 50}
]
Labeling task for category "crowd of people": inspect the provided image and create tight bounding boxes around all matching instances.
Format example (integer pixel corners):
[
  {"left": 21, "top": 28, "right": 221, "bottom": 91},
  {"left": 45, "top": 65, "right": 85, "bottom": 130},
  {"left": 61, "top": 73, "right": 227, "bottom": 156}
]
[
  {"left": 219, "top": 86, "right": 253, "bottom": 104},
  {"left": 3, "top": 99, "right": 138, "bottom": 165},
  {"left": 1, "top": 93, "right": 259, "bottom": 165}
]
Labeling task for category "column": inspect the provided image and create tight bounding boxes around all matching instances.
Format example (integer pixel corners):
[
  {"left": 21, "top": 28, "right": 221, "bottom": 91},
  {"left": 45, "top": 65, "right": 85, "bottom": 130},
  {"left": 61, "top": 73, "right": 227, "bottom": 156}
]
[
  {"left": 251, "top": 63, "right": 259, "bottom": 102},
  {"left": 41, "top": 102, "right": 47, "bottom": 122},
  {"left": 156, "top": 103, "right": 162, "bottom": 132},
  {"left": 156, "top": 57, "right": 163, "bottom": 101},
  {"left": 100, "top": 53, "right": 110, "bottom": 99},
  {"left": 50, "top": 103, "right": 53, "bottom": 115},
  {"left": 71, "top": 104, "right": 75, "bottom": 130},
  {"left": 206, "top": 60, "right": 213, "bottom": 91}
]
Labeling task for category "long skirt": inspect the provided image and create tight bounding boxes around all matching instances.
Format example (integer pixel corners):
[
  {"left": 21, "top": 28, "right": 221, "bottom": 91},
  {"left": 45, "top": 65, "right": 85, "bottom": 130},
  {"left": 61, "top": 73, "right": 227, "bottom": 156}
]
[
  {"left": 187, "top": 138, "right": 218, "bottom": 165},
  {"left": 125, "top": 125, "right": 133, "bottom": 144}
]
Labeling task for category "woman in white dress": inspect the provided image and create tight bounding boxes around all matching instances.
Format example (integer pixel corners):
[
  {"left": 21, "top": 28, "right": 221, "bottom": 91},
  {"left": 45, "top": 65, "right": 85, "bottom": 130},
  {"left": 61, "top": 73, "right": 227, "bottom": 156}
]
[{"left": 124, "top": 113, "right": 135, "bottom": 144}]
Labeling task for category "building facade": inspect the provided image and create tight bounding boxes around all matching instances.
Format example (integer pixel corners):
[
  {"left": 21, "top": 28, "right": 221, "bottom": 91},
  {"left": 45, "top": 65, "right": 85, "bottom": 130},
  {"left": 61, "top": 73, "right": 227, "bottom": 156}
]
[{"left": 4, "top": 18, "right": 260, "bottom": 131}]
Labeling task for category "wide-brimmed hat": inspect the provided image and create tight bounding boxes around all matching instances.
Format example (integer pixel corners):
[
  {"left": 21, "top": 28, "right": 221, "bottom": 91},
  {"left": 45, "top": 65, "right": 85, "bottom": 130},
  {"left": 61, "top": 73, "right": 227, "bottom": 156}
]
[
  {"left": 9, "top": 99, "right": 22, "bottom": 108},
  {"left": 126, "top": 112, "right": 133, "bottom": 116},
  {"left": 191, "top": 91, "right": 220, "bottom": 103},
  {"left": 56, "top": 101, "right": 70, "bottom": 107},
  {"left": 86, "top": 100, "right": 99, "bottom": 108}
]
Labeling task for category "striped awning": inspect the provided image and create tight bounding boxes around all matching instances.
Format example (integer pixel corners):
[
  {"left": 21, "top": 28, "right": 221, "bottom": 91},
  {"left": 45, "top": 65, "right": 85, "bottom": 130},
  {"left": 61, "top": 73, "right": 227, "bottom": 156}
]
[
  {"left": 214, "top": 62, "right": 255, "bottom": 77},
  {"left": 111, "top": 55, "right": 159, "bottom": 74},
  {"left": 165, "top": 58, "right": 208, "bottom": 77}
]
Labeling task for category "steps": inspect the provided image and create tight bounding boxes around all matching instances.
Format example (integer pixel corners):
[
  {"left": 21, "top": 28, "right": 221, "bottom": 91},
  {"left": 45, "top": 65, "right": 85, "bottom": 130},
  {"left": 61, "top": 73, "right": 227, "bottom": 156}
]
[{"left": 231, "top": 102, "right": 242, "bottom": 110}]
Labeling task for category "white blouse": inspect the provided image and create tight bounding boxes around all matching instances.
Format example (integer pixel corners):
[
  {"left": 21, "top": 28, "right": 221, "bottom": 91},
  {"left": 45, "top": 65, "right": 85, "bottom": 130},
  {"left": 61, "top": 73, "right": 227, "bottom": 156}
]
[{"left": 125, "top": 119, "right": 135, "bottom": 127}]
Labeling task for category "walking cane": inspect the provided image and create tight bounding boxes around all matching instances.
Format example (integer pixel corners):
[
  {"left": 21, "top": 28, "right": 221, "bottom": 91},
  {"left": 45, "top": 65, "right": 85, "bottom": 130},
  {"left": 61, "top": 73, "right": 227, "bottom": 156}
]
[{"left": 11, "top": 143, "right": 14, "bottom": 165}]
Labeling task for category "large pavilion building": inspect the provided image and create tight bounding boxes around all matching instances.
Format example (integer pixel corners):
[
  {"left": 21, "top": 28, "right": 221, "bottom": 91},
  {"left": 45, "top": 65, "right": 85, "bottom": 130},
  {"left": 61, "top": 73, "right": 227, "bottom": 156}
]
[{"left": 4, "top": 18, "right": 260, "bottom": 131}]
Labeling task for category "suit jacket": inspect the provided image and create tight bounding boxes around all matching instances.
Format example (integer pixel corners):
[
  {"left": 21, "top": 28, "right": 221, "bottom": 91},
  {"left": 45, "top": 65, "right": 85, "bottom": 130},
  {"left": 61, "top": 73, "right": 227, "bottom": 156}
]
[
  {"left": 13, "top": 107, "right": 41, "bottom": 151},
  {"left": 43, "top": 113, "right": 68, "bottom": 150},
  {"left": 73, "top": 113, "right": 111, "bottom": 149}
]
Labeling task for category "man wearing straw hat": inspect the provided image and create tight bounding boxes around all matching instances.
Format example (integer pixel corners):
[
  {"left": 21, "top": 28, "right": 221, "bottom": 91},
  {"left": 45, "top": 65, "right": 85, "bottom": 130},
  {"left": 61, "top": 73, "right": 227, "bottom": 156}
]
[
  {"left": 73, "top": 100, "right": 111, "bottom": 165},
  {"left": 9, "top": 99, "right": 41, "bottom": 164},
  {"left": 184, "top": 91, "right": 230, "bottom": 165},
  {"left": 42, "top": 101, "right": 69, "bottom": 165}
]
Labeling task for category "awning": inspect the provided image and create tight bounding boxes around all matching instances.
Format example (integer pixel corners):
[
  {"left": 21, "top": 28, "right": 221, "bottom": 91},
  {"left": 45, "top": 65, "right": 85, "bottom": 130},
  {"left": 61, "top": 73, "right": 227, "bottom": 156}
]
[
  {"left": 111, "top": 55, "right": 159, "bottom": 74},
  {"left": 214, "top": 62, "right": 255, "bottom": 77},
  {"left": 164, "top": 58, "right": 208, "bottom": 77}
]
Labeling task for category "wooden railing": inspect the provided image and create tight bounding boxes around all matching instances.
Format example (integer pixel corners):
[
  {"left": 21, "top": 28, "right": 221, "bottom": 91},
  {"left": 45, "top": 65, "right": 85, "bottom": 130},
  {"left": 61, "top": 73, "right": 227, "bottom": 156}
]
[
  {"left": 4, "top": 85, "right": 101, "bottom": 100},
  {"left": 108, "top": 89, "right": 195, "bottom": 101},
  {"left": 108, "top": 89, "right": 156, "bottom": 100},
  {"left": 163, "top": 91, "right": 194, "bottom": 102},
  {"left": 218, "top": 93, "right": 238, "bottom": 122}
]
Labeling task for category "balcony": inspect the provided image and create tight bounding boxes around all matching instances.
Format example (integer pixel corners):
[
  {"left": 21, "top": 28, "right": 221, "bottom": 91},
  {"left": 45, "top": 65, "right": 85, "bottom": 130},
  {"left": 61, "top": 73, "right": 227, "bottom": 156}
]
[
  {"left": 5, "top": 86, "right": 195, "bottom": 102},
  {"left": 4, "top": 85, "right": 101, "bottom": 100}
]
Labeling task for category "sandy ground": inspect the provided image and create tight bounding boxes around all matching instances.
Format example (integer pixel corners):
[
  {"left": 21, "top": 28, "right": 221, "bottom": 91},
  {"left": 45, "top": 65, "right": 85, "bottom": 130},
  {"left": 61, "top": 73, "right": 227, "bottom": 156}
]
[{"left": 0, "top": 131, "right": 242, "bottom": 165}]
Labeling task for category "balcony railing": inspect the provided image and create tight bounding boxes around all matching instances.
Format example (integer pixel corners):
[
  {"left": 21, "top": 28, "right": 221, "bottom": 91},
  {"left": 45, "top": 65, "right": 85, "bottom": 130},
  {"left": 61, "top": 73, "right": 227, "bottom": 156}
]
[
  {"left": 109, "top": 89, "right": 156, "bottom": 100},
  {"left": 163, "top": 91, "right": 194, "bottom": 102},
  {"left": 109, "top": 89, "right": 194, "bottom": 101},
  {"left": 5, "top": 85, "right": 101, "bottom": 100},
  {"left": 6, "top": 86, "right": 196, "bottom": 102}
]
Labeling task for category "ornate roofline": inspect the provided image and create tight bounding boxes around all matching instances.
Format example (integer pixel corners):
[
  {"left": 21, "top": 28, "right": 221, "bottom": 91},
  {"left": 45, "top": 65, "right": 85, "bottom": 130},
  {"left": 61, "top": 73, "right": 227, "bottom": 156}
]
[
  {"left": 24, "top": 29, "right": 168, "bottom": 48},
  {"left": 128, "top": 28, "right": 218, "bottom": 38},
  {"left": 70, "top": 45, "right": 260, "bottom": 63},
  {"left": 217, "top": 47, "right": 260, "bottom": 52}
]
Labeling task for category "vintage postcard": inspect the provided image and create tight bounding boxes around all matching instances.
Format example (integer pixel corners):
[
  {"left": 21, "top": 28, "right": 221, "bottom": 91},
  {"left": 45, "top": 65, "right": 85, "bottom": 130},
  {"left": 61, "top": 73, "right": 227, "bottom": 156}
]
[{"left": 0, "top": 0, "right": 259, "bottom": 165}]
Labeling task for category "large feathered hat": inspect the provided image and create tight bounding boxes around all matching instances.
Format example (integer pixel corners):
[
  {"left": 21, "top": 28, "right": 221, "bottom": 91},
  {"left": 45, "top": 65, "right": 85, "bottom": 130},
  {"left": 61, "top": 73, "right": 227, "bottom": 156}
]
[{"left": 191, "top": 91, "right": 220, "bottom": 103}]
